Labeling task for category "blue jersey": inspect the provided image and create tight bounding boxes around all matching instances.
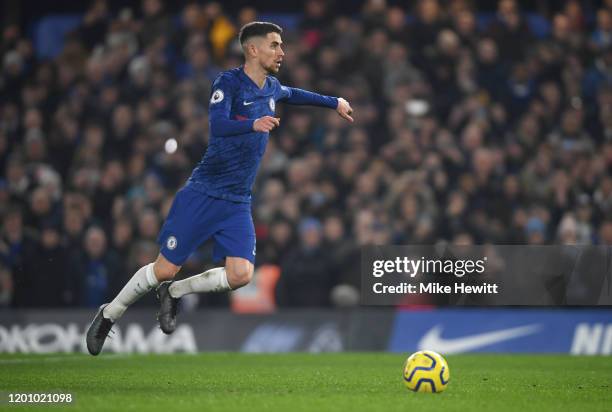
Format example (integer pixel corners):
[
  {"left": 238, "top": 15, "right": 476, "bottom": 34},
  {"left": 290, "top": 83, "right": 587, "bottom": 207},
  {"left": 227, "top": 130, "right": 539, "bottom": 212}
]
[{"left": 186, "top": 66, "right": 338, "bottom": 203}]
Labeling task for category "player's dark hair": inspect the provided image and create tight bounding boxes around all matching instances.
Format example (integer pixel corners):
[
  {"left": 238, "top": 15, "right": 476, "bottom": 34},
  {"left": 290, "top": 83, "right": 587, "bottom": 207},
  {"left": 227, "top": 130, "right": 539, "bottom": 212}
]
[{"left": 238, "top": 22, "right": 282, "bottom": 45}]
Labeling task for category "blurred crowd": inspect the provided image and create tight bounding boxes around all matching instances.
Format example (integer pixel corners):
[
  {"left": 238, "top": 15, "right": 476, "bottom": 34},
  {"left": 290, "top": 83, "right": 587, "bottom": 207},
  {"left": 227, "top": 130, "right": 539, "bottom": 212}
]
[{"left": 1, "top": 0, "right": 612, "bottom": 309}]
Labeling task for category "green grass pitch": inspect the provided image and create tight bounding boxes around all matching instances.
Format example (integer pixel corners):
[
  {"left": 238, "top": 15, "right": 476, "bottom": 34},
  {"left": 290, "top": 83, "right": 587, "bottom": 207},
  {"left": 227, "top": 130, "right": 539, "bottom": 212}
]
[{"left": 0, "top": 353, "right": 610, "bottom": 411}]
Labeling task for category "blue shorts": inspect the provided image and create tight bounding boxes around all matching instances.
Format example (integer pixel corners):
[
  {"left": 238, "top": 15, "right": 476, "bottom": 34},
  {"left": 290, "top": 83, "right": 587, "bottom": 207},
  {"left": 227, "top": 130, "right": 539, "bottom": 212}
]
[{"left": 157, "top": 187, "right": 255, "bottom": 265}]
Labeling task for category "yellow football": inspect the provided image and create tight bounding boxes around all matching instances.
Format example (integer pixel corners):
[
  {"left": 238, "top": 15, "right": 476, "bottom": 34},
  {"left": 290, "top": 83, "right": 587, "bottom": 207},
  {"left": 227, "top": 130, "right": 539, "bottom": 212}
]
[{"left": 403, "top": 350, "right": 450, "bottom": 393}]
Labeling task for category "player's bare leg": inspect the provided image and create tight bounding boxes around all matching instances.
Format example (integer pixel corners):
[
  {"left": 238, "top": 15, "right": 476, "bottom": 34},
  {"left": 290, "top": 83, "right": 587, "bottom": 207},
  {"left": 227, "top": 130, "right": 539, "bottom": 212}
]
[
  {"left": 157, "top": 256, "right": 253, "bottom": 334},
  {"left": 86, "top": 257, "right": 178, "bottom": 355},
  {"left": 224, "top": 257, "right": 255, "bottom": 288}
]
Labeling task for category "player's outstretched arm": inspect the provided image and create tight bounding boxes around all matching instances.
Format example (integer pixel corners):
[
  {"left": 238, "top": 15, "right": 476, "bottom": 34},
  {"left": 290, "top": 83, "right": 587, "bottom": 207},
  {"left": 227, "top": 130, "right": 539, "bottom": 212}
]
[{"left": 279, "top": 85, "right": 353, "bottom": 122}]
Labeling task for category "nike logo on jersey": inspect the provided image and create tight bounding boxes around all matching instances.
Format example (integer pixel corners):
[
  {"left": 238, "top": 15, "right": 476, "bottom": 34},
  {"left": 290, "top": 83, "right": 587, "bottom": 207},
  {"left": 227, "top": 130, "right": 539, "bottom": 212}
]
[
  {"left": 243, "top": 101, "right": 255, "bottom": 106},
  {"left": 418, "top": 324, "right": 542, "bottom": 354}
]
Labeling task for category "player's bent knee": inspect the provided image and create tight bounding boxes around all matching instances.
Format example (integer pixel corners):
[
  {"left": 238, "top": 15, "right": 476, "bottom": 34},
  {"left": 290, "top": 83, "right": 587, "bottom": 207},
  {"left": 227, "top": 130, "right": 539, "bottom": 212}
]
[
  {"left": 226, "top": 259, "right": 254, "bottom": 289},
  {"left": 154, "top": 254, "right": 181, "bottom": 282}
]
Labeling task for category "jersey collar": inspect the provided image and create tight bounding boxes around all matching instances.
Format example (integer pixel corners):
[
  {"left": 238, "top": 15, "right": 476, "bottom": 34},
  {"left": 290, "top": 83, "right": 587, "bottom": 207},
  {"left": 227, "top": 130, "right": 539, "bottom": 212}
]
[{"left": 239, "top": 66, "right": 272, "bottom": 94}]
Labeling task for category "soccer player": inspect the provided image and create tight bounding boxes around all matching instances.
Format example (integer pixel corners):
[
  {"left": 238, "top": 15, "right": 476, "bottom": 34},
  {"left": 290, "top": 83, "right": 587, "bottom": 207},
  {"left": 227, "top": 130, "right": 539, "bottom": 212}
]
[{"left": 86, "top": 21, "right": 354, "bottom": 355}]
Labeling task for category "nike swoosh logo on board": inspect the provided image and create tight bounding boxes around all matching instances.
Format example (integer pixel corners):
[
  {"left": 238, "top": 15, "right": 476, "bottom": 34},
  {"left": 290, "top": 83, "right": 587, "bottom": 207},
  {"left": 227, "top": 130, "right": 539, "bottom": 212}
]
[{"left": 418, "top": 324, "right": 542, "bottom": 354}]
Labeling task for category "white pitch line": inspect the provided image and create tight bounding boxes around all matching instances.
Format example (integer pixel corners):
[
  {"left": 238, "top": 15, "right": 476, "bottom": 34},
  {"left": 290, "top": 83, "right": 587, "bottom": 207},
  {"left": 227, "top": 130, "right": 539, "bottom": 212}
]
[{"left": 0, "top": 354, "right": 132, "bottom": 364}]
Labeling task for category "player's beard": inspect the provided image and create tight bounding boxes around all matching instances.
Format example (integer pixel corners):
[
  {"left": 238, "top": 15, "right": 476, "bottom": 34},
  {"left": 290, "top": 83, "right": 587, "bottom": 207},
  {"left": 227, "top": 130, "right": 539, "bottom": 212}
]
[
  {"left": 264, "top": 62, "right": 279, "bottom": 75},
  {"left": 262, "top": 58, "right": 280, "bottom": 75}
]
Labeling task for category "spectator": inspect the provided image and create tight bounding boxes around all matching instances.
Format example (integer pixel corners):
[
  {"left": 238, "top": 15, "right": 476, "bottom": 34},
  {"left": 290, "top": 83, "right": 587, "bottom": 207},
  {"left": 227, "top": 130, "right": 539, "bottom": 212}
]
[
  {"left": 590, "top": 9, "right": 612, "bottom": 52},
  {"left": 203, "top": 2, "right": 236, "bottom": 61},
  {"left": 276, "top": 218, "right": 334, "bottom": 306},
  {"left": 140, "top": 0, "right": 171, "bottom": 48},
  {"left": 487, "top": 0, "right": 533, "bottom": 61},
  {"left": 78, "top": 0, "right": 110, "bottom": 50},
  {"left": 1, "top": 206, "right": 38, "bottom": 306},
  {"left": 411, "top": 0, "right": 447, "bottom": 64},
  {"left": 74, "top": 225, "right": 121, "bottom": 307},
  {"left": 20, "top": 222, "right": 74, "bottom": 306},
  {"left": 323, "top": 214, "right": 359, "bottom": 292}
]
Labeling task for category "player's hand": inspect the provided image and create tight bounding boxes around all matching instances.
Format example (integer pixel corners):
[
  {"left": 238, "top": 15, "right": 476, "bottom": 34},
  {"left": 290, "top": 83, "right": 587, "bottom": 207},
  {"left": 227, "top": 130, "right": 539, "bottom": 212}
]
[
  {"left": 253, "top": 116, "right": 280, "bottom": 132},
  {"left": 336, "top": 97, "right": 354, "bottom": 122}
]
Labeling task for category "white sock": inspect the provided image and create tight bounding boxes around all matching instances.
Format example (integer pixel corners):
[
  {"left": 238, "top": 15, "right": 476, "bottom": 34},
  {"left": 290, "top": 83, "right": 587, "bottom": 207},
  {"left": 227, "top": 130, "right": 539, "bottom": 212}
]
[
  {"left": 103, "top": 263, "right": 159, "bottom": 321},
  {"left": 168, "top": 267, "right": 231, "bottom": 298}
]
